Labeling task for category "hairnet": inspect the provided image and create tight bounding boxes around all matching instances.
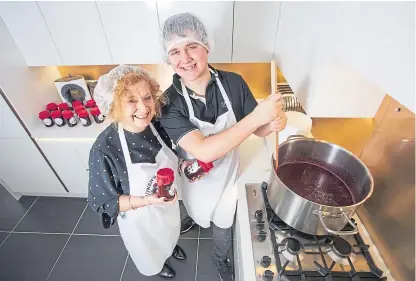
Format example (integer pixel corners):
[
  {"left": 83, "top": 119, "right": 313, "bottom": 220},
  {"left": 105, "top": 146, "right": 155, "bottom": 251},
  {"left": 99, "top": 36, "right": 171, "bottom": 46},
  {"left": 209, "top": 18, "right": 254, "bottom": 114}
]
[
  {"left": 161, "top": 13, "right": 214, "bottom": 62},
  {"left": 94, "top": 65, "right": 150, "bottom": 115}
]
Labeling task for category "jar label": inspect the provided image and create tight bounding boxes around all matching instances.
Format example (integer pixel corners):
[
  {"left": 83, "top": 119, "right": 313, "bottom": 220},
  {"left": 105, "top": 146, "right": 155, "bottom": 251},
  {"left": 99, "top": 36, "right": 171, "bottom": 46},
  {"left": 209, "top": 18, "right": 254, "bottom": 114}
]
[
  {"left": 81, "top": 118, "right": 87, "bottom": 125},
  {"left": 43, "top": 118, "right": 52, "bottom": 126},
  {"left": 69, "top": 117, "right": 76, "bottom": 125},
  {"left": 55, "top": 118, "right": 63, "bottom": 126},
  {"left": 98, "top": 114, "right": 104, "bottom": 121}
]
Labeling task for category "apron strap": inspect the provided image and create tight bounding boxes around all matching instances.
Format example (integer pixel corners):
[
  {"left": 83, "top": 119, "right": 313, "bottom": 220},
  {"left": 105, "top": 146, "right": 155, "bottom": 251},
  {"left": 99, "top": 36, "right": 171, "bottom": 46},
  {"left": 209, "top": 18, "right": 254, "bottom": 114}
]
[
  {"left": 148, "top": 123, "right": 167, "bottom": 149},
  {"left": 118, "top": 124, "right": 133, "bottom": 165},
  {"left": 180, "top": 79, "right": 196, "bottom": 119}
]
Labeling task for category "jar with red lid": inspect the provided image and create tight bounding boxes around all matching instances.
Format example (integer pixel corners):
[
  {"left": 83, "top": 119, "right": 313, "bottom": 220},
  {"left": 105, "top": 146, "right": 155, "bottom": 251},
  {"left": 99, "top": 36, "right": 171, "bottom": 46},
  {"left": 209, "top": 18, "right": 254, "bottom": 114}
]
[
  {"left": 74, "top": 105, "right": 85, "bottom": 113},
  {"left": 156, "top": 168, "right": 176, "bottom": 201},
  {"left": 183, "top": 160, "right": 214, "bottom": 181},
  {"left": 38, "top": 110, "right": 54, "bottom": 127},
  {"left": 50, "top": 110, "right": 65, "bottom": 127},
  {"left": 62, "top": 110, "right": 77, "bottom": 127},
  {"left": 58, "top": 103, "right": 69, "bottom": 112},
  {"left": 77, "top": 110, "right": 92, "bottom": 127},
  {"left": 72, "top": 100, "right": 83, "bottom": 108},
  {"left": 46, "top": 103, "right": 58, "bottom": 113},
  {"left": 90, "top": 106, "right": 104, "bottom": 123},
  {"left": 85, "top": 99, "right": 96, "bottom": 108}
]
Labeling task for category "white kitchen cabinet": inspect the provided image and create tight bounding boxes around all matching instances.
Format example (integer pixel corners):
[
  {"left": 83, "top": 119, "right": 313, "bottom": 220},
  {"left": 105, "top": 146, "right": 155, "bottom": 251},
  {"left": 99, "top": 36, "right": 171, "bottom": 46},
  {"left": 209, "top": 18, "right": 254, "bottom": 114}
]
[
  {"left": 0, "top": 94, "right": 27, "bottom": 139},
  {"left": 37, "top": 2, "right": 113, "bottom": 65},
  {"left": 37, "top": 140, "right": 90, "bottom": 197},
  {"left": 157, "top": 1, "right": 233, "bottom": 63},
  {"left": 274, "top": 2, "right": 415, "bottom": 116},
  {"left": 232, "top": 1, "right": 281, "bottom": 62},
  {"left": 0, "top": 138, "right": 66, "bottom": 195},
  {"left": 0, "top": 2, "right": 62, "bottom": 66},
  {"left": 97, "top": 1, "right": 162, "bottom": 64}
]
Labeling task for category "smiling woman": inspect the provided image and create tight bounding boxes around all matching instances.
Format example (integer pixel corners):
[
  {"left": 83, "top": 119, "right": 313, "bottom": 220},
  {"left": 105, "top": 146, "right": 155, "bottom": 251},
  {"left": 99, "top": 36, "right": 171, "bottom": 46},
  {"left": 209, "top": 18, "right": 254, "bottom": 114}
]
[{"left": 87, "top": 65, "right": 186, "bottom": 279}]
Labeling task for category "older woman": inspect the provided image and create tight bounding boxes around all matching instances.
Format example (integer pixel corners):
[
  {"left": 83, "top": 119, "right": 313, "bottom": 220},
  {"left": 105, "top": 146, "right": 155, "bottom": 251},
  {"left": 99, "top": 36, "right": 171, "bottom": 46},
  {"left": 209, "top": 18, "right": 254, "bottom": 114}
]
[{"left": 88, "top": 65, "right": 185, "bottom": 279}]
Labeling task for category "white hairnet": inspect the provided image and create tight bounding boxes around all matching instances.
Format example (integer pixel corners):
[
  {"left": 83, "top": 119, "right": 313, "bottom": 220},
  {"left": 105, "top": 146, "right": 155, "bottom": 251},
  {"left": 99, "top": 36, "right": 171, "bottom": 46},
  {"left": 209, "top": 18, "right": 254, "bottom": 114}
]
[
  {"left": 161, "top": 13, "right": 214, "bottom": 62},
  {"left": 94, "top": 64, "right": 150, "bottom": 115}
]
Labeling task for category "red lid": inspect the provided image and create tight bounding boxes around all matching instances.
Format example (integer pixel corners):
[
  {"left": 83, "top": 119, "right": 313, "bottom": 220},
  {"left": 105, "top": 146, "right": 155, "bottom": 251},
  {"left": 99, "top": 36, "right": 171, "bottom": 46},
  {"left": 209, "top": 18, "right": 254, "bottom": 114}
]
[
  {"left": 74, "top": 105, "right": 85, "bottom": 112},
  {"left": 72, "top": 100, "right": 82, "bottom": 107},
  {"left": 38, "top": 110, "right": 50, "bottom": 120},
  {"left": 197, "top": 160, "right": 214, "bottom": 173},
  {"left": 50, "top": 110, "right": 62, "bottom": 119},
  {"left": 46, "top": 103, "right": 58, "bottom": 111},
  {"left": 62, "top": 110, "right": 74, "bottom": 120},
  {"left": 90, "top": 106, "right": 101, "bottom": 116},
  {"left": 77, "top": 110, "right": 89, "bottom": 118},
  {"left": 85, "top": 99, "right": 96, "bottom": 108},
  {"left": 58, "top": 103, "right": 69, "bottom": 111},
  {"left": 156, "top": 168, "right": 175, "bottom": 186}
]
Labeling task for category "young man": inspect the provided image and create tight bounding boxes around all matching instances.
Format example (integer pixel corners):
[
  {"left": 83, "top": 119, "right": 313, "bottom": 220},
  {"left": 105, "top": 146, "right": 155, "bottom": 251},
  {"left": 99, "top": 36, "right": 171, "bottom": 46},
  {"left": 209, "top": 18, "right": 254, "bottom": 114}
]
[{"left": 160, "top": 13, "right": 287, "bottom": 281}]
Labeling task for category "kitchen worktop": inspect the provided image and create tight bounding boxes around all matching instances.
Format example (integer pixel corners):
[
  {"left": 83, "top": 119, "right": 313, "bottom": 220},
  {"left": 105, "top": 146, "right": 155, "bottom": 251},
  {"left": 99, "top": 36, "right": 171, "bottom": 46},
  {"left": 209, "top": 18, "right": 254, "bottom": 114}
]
[{"left": 233, "top": 133, "right": 395, "bottom": 281}]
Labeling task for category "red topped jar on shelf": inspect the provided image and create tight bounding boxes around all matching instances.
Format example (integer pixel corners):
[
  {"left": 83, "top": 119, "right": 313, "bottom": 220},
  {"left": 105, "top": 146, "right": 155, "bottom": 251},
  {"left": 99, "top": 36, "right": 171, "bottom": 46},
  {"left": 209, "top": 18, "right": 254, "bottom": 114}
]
[
  {"left": 62, "top": 110, "right": 77, "bottom": 127},
  {"left": 38, "top": 110, "right": 53, "bottom": 127},
  {"left": 90, "top": 106, "right": 104, "bottom": 123},
  {"left": 50, "top": 110, "right": 65, "bottom": 127},
  {"left": 85, "top": 99, "right": 96, "bottom": 108},
  {"left": 77, "top": 110, "right": 92, "bottom": 127},
  {"left": 72, "top": 100, "right": 83, "bottom": 108},
  {"left": 46, "top": 102, "right": 58, "bottom": 112},
  {"left": 58, "top": 102, "right": 70, "bottom": 112}
]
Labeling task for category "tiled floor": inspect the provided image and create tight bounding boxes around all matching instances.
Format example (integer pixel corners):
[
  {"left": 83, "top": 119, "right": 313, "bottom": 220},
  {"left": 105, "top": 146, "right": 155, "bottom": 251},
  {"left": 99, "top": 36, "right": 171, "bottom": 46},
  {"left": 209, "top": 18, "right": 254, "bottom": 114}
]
[{"left": 0, "top": 186, "right": 233, "bottom": 281}]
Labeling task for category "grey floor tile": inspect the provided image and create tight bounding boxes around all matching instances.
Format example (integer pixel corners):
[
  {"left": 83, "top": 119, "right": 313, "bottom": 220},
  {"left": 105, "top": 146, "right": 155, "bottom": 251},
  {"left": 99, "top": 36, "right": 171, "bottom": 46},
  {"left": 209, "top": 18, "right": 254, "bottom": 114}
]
[
  {"left": 15, "top": 197, "right": 87, "bottom": 233},
  {"left": 197, "top": 240, "right": 234, "bottom": 281},
  {"left": 122, "top": 239, "right": 197, "bottom": 281},
  {"left": 199, "top": 223, "right": 213, "bottom": 239},
  {"left": 179, "top": 203, "right": 199, "bottom": 239},
  {"left": 0, "top": 233, "right": 69, "bottom": 281},
  {"left": 48, "top": 235, "right": 127, "bottom": 281},
  {"left": 74, "top": 206, "right": 120, "bottom": 235},
  {"left": 0, "top": 232, "right": 10, "bottom": 245},
  {"left": 0, "top": 185, "right": 37, "bottom": 231}
]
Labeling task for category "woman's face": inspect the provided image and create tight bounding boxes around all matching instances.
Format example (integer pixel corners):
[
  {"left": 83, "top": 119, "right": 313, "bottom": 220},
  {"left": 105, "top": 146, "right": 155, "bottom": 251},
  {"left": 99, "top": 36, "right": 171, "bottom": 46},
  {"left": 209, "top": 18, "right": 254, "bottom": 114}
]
[{"left": 122, "top": 80, "right": 155, "bottom": 132}]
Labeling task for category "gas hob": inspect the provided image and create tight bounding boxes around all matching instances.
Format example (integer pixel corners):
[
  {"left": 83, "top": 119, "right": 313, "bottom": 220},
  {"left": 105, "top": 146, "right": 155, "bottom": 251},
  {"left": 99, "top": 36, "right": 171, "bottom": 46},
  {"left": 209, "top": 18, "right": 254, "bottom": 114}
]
[{"left": 246, "top": 182, "right": 387, "bottom": 281}]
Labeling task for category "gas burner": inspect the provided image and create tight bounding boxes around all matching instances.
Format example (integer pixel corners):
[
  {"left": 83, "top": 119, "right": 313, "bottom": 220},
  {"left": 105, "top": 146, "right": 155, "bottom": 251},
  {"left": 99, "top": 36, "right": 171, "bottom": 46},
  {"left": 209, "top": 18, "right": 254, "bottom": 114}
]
[
  {"left": 279, "top": 238, "right": 305, "bottom": 263},
  {"left": 327, "top": 236, "right": 357, "bottom": 266}
]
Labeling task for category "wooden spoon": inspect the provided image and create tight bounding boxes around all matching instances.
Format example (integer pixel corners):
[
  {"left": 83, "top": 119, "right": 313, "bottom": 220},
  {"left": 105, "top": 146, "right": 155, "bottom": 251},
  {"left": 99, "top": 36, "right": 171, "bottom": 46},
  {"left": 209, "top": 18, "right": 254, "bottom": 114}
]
[{"left": 271, "top": 60, "right": 279, "bottom": 170}]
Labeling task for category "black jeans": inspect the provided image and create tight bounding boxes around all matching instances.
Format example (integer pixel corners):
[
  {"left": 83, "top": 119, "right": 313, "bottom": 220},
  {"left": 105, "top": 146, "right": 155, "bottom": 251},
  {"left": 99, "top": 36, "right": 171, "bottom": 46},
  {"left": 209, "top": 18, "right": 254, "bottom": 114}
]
[{"left": 212, "top": 223, "right": 232, "bottom": 262}]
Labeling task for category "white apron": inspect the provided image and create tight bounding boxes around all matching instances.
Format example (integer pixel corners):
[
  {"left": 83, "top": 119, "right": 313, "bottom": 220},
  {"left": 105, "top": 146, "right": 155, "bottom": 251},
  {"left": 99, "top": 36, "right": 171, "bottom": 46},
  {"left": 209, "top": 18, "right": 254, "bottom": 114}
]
[
  {"left": 117, "top": 123, "right": 180, "bottom": 276},
  {"left": 176, "top": 69, "right": 240, "bottom": 229}
]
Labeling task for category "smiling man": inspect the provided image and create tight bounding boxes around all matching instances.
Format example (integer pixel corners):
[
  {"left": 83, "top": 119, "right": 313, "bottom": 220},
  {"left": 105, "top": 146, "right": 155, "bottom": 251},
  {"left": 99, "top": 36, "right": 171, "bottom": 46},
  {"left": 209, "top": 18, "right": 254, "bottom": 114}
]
[{"left": 159, "top": 13, "right": 287, "bottom": 281}]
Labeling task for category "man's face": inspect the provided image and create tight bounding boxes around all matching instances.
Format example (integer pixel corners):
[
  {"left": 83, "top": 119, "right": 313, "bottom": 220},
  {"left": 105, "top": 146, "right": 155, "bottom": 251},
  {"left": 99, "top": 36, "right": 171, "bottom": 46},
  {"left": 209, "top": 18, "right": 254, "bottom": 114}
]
[{"left": 167, "top": 38, "right": 209, "bottom": 82}]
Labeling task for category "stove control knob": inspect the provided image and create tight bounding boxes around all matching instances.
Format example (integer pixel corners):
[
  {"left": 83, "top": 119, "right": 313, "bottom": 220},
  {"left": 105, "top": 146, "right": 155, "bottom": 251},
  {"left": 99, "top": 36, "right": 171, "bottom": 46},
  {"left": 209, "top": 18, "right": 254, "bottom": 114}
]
[
  {"left": 262, "top": 270, "right": 274, "bottom": 281},
  {"left": 256, "top": 221, "right": 265, "bottom": 230},
  {"left": 260, "top": 256, "right": 271, "bottom": 268},
  {"left": 257, "top": 231, "right": 267, "bottom": 242},
  {"left": 255, "top": 210, "right": 263, "bottom": 221}
]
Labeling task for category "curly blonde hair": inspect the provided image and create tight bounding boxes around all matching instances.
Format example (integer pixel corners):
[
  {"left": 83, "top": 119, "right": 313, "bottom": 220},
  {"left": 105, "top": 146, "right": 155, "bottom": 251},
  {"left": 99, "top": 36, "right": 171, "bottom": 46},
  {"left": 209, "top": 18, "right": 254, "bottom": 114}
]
[{"left": 107, "top": 71, "right": 168, "bottom": 124}]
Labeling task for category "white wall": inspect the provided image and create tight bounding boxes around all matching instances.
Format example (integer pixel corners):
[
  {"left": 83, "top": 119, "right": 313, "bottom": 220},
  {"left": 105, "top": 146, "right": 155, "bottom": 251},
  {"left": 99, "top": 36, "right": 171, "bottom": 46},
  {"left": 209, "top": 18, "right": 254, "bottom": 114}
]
[{"left": 274, "top": 2, "right": 415, "bottom": 116}]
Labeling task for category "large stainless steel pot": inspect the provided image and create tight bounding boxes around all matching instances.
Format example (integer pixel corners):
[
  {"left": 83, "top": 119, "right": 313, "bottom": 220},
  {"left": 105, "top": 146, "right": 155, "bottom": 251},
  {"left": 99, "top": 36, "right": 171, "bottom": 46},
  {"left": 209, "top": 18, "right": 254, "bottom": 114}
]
[{"left": 267, "top": 135, "right": 374, "bottom": 235}]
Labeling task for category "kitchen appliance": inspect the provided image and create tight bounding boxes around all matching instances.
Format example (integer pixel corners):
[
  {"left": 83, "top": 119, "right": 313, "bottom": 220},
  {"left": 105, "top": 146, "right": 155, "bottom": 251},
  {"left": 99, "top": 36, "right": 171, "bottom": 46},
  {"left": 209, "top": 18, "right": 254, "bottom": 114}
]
[
  {"left": 54, "top": 75, "right": 92, "bottom": 105},
  {"left": 246, "top": 182, "right": 387, "bottom": 281},
  {"left": 267, "top": 136, "right": 374, "bottom": 235}
]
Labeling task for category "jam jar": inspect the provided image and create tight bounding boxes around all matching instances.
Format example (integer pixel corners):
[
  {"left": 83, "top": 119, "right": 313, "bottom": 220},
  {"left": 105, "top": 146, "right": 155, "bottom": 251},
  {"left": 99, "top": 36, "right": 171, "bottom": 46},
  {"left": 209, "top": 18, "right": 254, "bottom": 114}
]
[
  {"left": 184, "top": 160, "right": 214, "bottom": 181},
  {"left": 71, "top": 100, "right": 83, "bottom": 109},
  {"left": 77, "top": 110, "right": 92, "bottom": 127},
  {"left": 50, "top": 110, "right": 65, "bottom": 127},
  {"left": 85, "top": 99, "right": 96, "bottom": 109},
  {"left": 58, "top": 102, "right": 70, "bottom": 112},
  {"left": 46, "top": 102, "right": 58, "bottom": 113},
  {"left": 156, "top": 168, "right": 176, "bottom": 201},
  {"left": 90, "top": 106, "right": 104, "bottom": 123},
  {"left": 62, "top": 110, "right": 77, "bottom": 127},
  {"left": 38, "top": 110, "right": 54, "bottom": 127}
]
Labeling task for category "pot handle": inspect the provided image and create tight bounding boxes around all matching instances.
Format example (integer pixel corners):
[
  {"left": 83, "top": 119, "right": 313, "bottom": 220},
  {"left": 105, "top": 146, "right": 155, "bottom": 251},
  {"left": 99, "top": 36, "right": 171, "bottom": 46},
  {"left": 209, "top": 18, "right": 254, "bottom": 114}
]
[
  {"left": 318, "top": 211, "right": 359, "bottom": 235},
  {"left": 287, "top": 134, "right": 315, "bottom": 141}
]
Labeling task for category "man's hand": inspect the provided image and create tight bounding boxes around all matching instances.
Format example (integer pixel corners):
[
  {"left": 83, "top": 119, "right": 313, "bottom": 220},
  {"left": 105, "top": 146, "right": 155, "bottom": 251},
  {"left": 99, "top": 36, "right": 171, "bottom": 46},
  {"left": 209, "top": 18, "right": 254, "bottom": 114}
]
[{"left": 269, "top": 110, "right": 287, "bottom": 132}]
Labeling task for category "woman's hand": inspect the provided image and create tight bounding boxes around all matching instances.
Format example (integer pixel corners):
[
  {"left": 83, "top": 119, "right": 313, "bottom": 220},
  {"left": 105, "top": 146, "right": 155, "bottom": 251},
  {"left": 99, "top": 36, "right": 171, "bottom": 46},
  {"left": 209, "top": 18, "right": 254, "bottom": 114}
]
[
  {"left": 145, "top": 192, "right": 178, "bottom": 205},
  {"left": 269, "top": 110, "right": 287, "bottom": 132}
]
